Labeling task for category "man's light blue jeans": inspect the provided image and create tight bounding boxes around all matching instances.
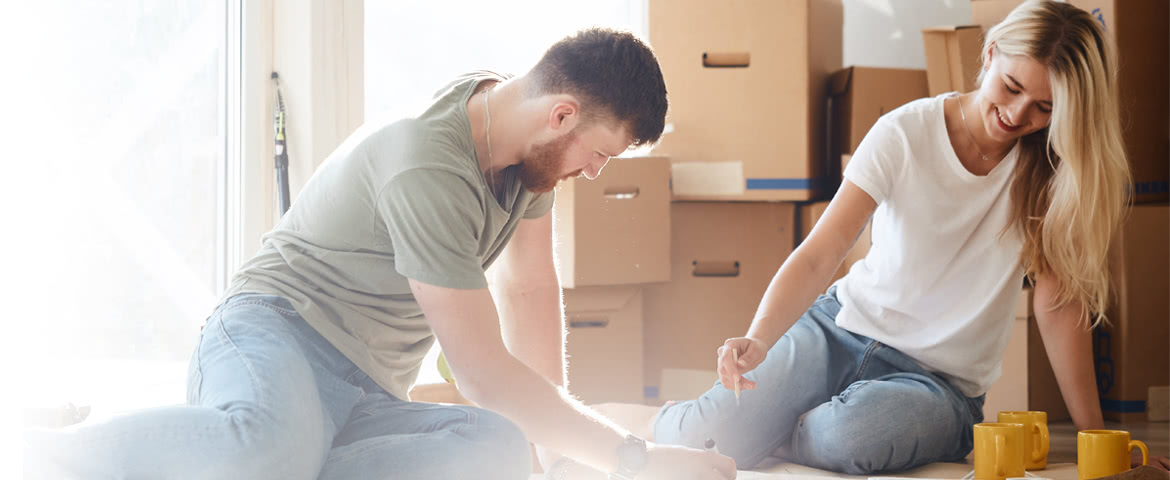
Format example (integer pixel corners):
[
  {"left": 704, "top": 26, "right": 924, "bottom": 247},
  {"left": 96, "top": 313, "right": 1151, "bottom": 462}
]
[
  {"left": 25, "top": 294, "right": 532, "bottom": 480},
  {"left": 653, "top": 287, "right": 985, "bottom": 475}
]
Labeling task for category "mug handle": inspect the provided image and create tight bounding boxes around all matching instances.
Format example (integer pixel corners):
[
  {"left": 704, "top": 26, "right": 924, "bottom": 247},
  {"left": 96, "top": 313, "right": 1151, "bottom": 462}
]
[
  {"left": 1129, "top": 440, "right": 1149, "bottom": 467},
  {"left": 1033, "top": 422, "right": 1050, "bottom": 464},
  {"left": 996, "top": 433, "right": 1007, "bottom": 478}
]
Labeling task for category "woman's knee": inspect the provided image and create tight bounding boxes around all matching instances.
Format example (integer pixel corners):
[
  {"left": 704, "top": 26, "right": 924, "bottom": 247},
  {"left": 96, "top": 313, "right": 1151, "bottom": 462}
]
[
  {"left": 652, "top": 400, "right": 780, "bottom": 469},
  {"left": 790, "top": 381, "right": 967, "bottom": 474}
]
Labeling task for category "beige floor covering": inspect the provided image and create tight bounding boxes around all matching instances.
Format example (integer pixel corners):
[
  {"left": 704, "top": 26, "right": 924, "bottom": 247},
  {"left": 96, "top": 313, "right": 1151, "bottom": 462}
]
[{"left": 530, "top": 420, "right": 1167, "bottom": 480}]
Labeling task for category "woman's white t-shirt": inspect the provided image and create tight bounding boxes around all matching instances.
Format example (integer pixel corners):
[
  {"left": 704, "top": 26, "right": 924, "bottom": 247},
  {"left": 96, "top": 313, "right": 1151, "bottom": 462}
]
[{"left": 835, "top": 93, "right": 1027, "bottom": 397}]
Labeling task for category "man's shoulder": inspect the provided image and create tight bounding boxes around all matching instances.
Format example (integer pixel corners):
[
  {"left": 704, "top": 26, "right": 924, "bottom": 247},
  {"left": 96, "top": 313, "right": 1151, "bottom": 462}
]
[
  {"left": 387, "top": 165, "right": 480, "bottom": 191},
  {"left": 432, "top": 70, "right": 511, "bottom": 99},
  {"left": 348, "top": 117, "right": 477, "bottom": 178}
]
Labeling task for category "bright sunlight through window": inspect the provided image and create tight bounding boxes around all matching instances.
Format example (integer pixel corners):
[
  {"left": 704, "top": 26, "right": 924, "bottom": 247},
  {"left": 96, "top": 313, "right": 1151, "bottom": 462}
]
[{"left": 12, "top": 0, "right": 232, "bottom": 421}]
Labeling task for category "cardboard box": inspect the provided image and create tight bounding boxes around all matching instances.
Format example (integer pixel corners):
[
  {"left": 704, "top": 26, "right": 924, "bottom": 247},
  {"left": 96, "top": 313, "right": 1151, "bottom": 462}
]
[
  {"left": 921, "top": 25, "right": 984, "bottom": 96},
  {"left": 985, "top": 316, "right": 1030, "bottom": 420},
  {"left": 827, "top": 67, "right": 929, "bottom": 181},
  {"left": 659, "top": 368, "right": 719, "bottom": 403},
  {"left": 965, "top": 0, "right": 1169, "bottom": 203},
  {"left": 648, "top": 0, "right": 843, "bottom": 201},
  {"left": 983, "top": 288, "right": 1034, "bottom": 420},
  {"left": 1149, "top": 386, "right": 1170, "bottom": 422},
  {"left": 1030, "top": 204, "right": 1170, "bottom": 422},
  {"left": 564, "top": 286, "right": 645, "bottom": 404},
  {"left": 554, "top": 156, "right": 671, "bottom": 288},
  {"left": 1094, "top": 203, "right": 1170, "bottom": 422},
  {"left": 798, "top": 200, "right": 872, "bottom": 287},
  {"left": 971, "top": 0, "right": 1025, "bottom": 32},
  {"left": 1014, "top": 286, "right": 1033, "bottom": 320},
  {"left": 642, "top": 202, "right": 795, "bottom": 402},
  {"left": 1073, "top": 0, "right": 1169, "bottom": 203}
]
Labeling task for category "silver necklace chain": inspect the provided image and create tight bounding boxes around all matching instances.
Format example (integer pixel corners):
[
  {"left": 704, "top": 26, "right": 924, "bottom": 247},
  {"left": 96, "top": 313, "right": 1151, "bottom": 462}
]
[
  {"left": 483, "top": 87, "right": 496, "bottom": 192},
  {"left": 958, "top": 94, "right": 992, "bottom": 163}
]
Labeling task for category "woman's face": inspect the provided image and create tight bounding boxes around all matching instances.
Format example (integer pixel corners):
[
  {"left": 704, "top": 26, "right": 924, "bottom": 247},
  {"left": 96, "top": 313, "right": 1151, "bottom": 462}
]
[{"left": 975, "top": 47, "right": 1054, "bottom": 144}]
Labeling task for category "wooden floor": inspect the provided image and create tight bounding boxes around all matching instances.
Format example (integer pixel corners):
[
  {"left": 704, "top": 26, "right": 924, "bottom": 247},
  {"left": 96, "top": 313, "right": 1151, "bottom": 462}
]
[{"left": 1048, "top": 420, "right": 1169, "bottom": 464}]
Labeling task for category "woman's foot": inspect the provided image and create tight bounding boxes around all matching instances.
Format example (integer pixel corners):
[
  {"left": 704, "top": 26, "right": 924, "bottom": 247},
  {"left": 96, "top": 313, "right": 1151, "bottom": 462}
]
[{"left": 534, "top": 402, "right": 682, "bottom": 478}]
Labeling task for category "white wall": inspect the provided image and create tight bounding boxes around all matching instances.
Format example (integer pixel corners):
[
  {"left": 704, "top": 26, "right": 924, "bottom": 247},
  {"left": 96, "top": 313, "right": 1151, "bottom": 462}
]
[{"left": 844, "top": 0, "right": 973, "bottom": 69}]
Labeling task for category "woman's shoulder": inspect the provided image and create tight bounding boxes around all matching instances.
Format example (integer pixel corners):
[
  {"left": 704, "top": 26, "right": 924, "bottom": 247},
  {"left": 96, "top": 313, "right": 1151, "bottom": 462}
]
[{"left": 879, "top": 93, "right": 949, "bottom": 129}]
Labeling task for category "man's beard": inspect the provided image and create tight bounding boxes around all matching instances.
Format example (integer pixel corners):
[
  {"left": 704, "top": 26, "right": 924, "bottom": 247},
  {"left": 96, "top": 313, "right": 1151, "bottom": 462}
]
[{"left": 518, "top": 130, "right": 581, "bottom": 193}]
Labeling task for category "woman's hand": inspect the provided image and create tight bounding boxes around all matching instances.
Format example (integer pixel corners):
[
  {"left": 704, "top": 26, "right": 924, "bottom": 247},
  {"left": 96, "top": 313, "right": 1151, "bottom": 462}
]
[
  {"left": 717, "top": 337, "right": 767, "bottom": 392},
  {"left": 1135, "top": 451, "right": 1169, "bottom": 470}
]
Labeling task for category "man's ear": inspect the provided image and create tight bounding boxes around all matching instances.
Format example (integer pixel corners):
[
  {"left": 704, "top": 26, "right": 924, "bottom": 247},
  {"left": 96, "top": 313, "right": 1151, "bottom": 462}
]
[{"left": 548, "top": 97, "right": 581, "bottom": 132}]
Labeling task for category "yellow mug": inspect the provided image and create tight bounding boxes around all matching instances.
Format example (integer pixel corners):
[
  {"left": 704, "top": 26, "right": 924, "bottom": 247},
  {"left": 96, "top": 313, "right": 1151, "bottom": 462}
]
[
  {"left": 975, "top": 423, "right": 1027, "bottom": 480},
  {"left": 1078, "top": 430, "right": 1148, "bottom": 480},
  {"left": 999, "top": 411, "right": 1050, "bottom": 470}
]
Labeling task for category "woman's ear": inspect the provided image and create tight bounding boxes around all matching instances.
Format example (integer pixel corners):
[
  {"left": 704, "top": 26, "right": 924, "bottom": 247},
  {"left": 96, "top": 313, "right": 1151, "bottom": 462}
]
[{"left": 984, "top": 42, "right": 996, "bottom": 71}]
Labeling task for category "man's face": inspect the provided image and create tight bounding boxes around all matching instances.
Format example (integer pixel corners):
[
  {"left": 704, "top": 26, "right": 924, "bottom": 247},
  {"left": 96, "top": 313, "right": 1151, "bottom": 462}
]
[{"left": 518, "top": 121, "right": 631, "bottom": 193}]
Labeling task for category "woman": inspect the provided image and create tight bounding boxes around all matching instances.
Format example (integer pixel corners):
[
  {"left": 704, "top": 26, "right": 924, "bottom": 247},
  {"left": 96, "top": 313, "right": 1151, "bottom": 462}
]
[{"left": 638, "top": 0, "right": 1165, "bottom": 474}]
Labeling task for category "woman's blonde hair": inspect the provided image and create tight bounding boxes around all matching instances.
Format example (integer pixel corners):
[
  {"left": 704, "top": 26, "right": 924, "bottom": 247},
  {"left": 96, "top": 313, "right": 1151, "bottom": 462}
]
[{"left": 981, "top": 0, "right": 1131, "bottom": 327}]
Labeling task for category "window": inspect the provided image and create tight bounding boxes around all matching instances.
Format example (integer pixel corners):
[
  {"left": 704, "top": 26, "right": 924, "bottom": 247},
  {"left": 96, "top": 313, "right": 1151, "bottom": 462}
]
[
  {"left": 364, "top": 0, "right": 646, "bottom": 384},
  {"left": 365, "top": 0, "right": 646, "bottom": 122},
  {"left": 12, "top": 0, "right": 241, "bottom": 417}
]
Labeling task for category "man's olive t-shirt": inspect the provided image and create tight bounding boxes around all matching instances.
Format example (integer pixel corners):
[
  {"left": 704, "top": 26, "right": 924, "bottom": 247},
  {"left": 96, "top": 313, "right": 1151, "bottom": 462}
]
[{"left": 221, "top": 71, "right": 554, "bottom": 400}]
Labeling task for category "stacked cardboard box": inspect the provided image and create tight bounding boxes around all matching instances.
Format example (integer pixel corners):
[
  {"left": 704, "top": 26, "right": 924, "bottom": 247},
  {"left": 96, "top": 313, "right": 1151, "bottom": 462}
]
[
  {"left": 555, "top": 157, "right": 672, "bottom": 289},
  {"left": 983, "top": 288, "right": 1034, "bottom": 421},
  {"left": 1063, "top": 0, "right": 1167, "bottom": 204},
  {"left": 804, "top": 65, "right": 927, "bottom": 286},
  {"left": 811, "top": 65, "right": 929, "bottom": 284},
  {"left": 827, "top": 67, "right": 930, "bottom": 181},
  {"left": 648, "top": 0, "right": 843, "bottom": 202},
  {"left": 554, "top": 156, "right": 672, "bottom": 404},
  {"left": 921, "top": 25, "right": 984, "bottom": 97},
  {"left": 1025, "top": 205, "right": 1170, "bottom": 423},
  {"left": 562, "top": 287, "right": 647, "bottom": 404},
  {"left": 1093, "top": 204, "right": 1170, "bottom": 422},
  {"left": 642, "top": 203, "right": 796, "bottom": 402},
  {"left": 971, "top": 0, "right": 1026, "bottom": 31},
  {"left": 638, "top": 0, "right": 845, "bottom": 404},
  {"left": 641, "top": 0, "right": 949, "bottom": 404}
]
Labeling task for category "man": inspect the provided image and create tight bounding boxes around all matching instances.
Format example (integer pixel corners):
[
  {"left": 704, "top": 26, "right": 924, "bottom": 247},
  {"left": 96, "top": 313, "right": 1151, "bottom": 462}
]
[{"left": 26, "top": 28, "right": 736, "bottom": 480}]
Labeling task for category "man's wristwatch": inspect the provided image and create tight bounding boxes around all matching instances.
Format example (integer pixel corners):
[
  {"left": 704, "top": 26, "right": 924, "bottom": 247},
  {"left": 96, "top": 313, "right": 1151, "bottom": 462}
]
[{"left": 610, "top": 434, "right": 648, "bottom": 480}]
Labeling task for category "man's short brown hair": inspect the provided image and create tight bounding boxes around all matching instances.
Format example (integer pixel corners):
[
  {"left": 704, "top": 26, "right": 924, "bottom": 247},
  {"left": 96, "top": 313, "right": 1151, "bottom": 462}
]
[{"left": 528, "top": 28, "right": 668, "bottom": 147}]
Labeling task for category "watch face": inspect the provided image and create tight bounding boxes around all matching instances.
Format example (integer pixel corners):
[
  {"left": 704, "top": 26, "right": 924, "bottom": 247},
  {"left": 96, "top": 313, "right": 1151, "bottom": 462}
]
[{"left": 617, "top": 436, "right": 648, "bottom": 471}]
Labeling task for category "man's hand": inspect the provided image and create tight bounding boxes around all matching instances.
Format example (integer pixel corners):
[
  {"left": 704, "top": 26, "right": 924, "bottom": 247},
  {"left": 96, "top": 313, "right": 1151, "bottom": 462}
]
[{"left": 641, "top": 443, "right": 736, "bottom": 480}]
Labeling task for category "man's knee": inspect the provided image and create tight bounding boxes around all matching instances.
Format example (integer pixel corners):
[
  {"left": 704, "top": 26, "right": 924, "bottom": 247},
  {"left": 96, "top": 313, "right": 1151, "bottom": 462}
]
[
  {"left": 460, "top": 408, "right": 532, "bottom": 480},
  {"left": 216, "top": 404, "right": 328, "bottom": 478}
]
